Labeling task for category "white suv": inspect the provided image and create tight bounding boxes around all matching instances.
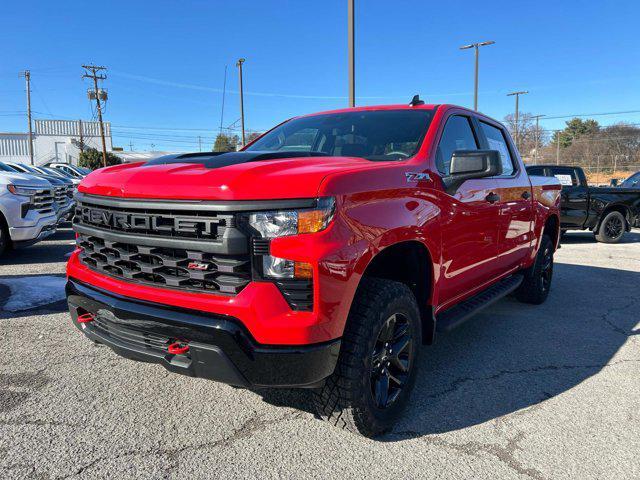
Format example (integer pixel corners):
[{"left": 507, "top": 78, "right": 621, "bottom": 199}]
[{"left": 0, "top": 163, "right": 57, "bottom": 255}]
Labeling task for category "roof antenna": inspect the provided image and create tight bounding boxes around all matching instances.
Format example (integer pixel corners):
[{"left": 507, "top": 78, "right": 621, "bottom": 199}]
[{"left": 409, "top": 94, "right": 424, "bottom": 106}]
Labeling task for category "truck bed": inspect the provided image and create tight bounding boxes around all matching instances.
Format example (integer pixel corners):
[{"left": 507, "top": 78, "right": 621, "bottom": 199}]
[{"left": 529, "top": 174, "right": 562, "bottom": 208}]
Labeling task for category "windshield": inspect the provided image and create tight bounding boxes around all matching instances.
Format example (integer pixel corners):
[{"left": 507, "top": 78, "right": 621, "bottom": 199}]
[
  {"left": 47, "top": 167, "right": 73, "bottom": 178},
  {"left": 42, "top": 167, "right": 67, "bottom": 178},
  {"left": 13, "top": 163, "right": 38, "bottom": 173},
  {"left": 0, "top": 162, "right": 17, "bottom": 172},
  {"left": 621, "top": 172, "right": 640, "bottom": 188},
  {"left": 245, "top": 109, "right": 434, "bottom": 161}
]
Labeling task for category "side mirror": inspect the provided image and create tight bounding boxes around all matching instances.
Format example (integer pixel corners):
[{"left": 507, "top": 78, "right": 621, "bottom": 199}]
[{"left": 443, "top": 150, "right": 502, "bottom": 194}]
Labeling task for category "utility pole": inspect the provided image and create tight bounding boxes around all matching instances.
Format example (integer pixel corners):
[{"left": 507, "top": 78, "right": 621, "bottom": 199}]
[
  {"left": 78, "top": 119, "right": 85, "bottom": 154},
  {"left": 507, "top": 91, "right": 528, "bottom": 152},
  {"left": 198, "top": 136, "right": 202, "bottom": 152},
  {"left": 531, "top": 114, "right": 545, "bottom": 164},
  {"left": 219, "top": 65, "right": 228, "bottom": 136},
  {"left": 82, "top": 65, "right": 108, "bottom": 168},
  {"left": 19, "top": 70, "right": 34, "bottom": 165},
  {"left": 236, "top": 58, "right": 246, "bottom": 146},
  {"left": 348, "top": 0, "right": 355, "bottom": 107},
  {"left": 129, "top": 141, "right": 134, "bottom": 151},
  {"left": 556, "top": 134, "right": 560, "bottom": 165},
  {"left": 459, "top": 41, "right": 495, "bottom": 111}
]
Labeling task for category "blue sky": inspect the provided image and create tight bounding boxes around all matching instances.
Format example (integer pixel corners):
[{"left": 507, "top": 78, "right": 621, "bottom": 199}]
[{"left": 1, "top": 0, "right": 640, "bottom": 151}]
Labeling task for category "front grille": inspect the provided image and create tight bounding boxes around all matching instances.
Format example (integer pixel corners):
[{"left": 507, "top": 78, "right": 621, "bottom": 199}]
[
  {"left": 74, "top": 201, "right": 233, "bottom": 241},
  {"left": 33, "top": 189, "right": 54, "bottom": 214},
  {"left": 77, "top": 234, "right": 251, "bottom": 294},
  {"left": 54, "top": 186, "right": 71, "bottom": 210},
  {"left": 73, "top": 196, "right": 252, "bottom": 295},
  {"left": 93, "top": 315, "right": 174, "bottom": 355}
]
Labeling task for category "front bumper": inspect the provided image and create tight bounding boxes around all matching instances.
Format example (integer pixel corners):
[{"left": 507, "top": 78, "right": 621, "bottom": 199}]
[
  {"left": 67, "top": 279, "right": 340, "bottom": 388},
  {"left": 10, "top": 218, "right": 57, "bottom": 247}
]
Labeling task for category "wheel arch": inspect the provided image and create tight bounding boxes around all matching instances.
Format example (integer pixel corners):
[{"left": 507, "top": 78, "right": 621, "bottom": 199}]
[
  {"left": 543, "top": 214, "right": 560, "bottom": 250},
  {"left": 596, "top": 204, "right": 631, "bottom": 232},
  {"left": 356, "top": 240, "right": 436, "bottom": 345}
]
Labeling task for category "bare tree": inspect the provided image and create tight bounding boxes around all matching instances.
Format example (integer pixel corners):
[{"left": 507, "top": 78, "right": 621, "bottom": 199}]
[{"left": 504, "top": 113, "right": 547, "bottom": 158}]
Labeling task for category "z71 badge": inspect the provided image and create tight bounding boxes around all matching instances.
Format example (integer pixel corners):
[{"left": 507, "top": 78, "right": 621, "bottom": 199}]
[{"left": 405, "top": 172, "right": 431, "bottom": 182}]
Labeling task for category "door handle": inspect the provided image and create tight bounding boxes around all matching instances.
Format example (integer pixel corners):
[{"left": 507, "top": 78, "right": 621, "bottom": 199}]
[
  {"left": 522, "top": 190, "right": 531, "bottom": 199},
  {"left": 485, "top": 192, "right": 500, "bottom": 203}
]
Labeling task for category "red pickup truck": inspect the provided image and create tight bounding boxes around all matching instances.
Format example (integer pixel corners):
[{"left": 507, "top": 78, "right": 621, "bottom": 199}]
[{"left": 67, "top": 101, "right": 561, "bottom": 436}]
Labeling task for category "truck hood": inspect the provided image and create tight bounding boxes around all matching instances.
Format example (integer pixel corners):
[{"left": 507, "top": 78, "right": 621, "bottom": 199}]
[
  {"left": 0, "top": 171, "right": 53, "bottom": 187},
  {"left": 79, "top": 151, "right": 379, "bottom": 200}
]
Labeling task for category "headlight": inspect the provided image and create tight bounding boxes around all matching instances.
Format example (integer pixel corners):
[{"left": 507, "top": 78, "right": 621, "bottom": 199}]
[
  {"left": 248, "top": 197, "right": 335, "bottom": 239},
  {"left": 7, "top": 184, "right": 40, "bottom": 198},
  {"left": 248, "top": 197, "right": 335, "bottom": 279}
]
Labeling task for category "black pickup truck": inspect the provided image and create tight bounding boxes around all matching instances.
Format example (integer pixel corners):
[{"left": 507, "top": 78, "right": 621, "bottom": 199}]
[{"left": 526, "top": 165, "right": 640, "bottom": 243}]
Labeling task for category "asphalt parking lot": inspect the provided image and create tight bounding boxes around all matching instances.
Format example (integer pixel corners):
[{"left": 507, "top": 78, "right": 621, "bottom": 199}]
[{"left": 1, "top": 226, "right": 639, "bottom": 479}]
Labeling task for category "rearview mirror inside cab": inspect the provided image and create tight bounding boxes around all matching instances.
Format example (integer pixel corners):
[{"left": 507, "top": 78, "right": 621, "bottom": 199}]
[{"left": 444, "top": 150, "right": 502, "bottom": 194}]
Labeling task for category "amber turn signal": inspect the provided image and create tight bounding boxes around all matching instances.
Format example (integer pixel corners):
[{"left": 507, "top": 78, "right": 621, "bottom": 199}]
[{"left": 294, "top": 261, "right": 313, "bottom": 279}]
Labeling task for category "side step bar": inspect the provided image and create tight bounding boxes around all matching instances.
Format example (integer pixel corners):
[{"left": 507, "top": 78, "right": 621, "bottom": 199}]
[{"left": 436, "top": 274, "right": 524, "bottom": 332}]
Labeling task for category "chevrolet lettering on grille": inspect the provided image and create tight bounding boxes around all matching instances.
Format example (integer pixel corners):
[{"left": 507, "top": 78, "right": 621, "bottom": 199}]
[{"left": 80, "top": 206, "right": 219, "bottom": 236}]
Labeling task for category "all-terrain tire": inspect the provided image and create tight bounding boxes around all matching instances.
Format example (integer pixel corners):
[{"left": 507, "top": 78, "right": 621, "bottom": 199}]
[
  {"left": 595, "top": 210, "right": 626, "bottom": 243},
  {"left": 515, "top": 234, "right": 554, "bottom": 305},
  {"left": 312, "top": 277, "right": 421, "bottom": 437}
]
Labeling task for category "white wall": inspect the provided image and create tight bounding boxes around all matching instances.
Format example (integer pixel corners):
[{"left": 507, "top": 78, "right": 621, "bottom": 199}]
[{"left": 0, "top": 119, "right": 112, "bottom": 166}]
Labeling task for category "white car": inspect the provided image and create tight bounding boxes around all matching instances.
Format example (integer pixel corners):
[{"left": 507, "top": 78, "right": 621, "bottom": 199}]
[{"left": 0, "top": 162, "right": 57, "bottom": 255}]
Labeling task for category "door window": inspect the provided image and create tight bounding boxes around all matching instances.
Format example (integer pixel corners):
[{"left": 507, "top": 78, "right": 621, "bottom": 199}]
[
  {"left": 436, "top": 116, "right": 478, "bottom": 176},
  {"left": 479, "top": 122, "right": 515, "bottom": 176}
]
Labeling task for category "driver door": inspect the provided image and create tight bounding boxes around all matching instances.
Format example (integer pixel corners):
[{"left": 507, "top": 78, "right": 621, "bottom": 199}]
[{"left": 436, "top": 114, "right": 501, "bottom": 307}]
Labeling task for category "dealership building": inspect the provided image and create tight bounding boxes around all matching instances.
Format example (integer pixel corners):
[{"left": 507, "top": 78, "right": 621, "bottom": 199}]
[{"left": 0, "top": 119, "right": 112, "bottom": 166}]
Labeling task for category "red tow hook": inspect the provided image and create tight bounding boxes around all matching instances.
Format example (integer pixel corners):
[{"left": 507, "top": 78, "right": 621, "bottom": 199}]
[
  {"left": 168, "top": 342, "right": 190, "bottom": 355},
  {"left": 77, "top": 312, "right": 95, "bottom": 323}
]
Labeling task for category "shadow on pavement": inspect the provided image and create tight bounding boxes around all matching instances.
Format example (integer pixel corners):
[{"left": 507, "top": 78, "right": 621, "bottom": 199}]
[
  {"left": 258, "top": 262, "right": 639, "bottom": 440},
  {"left": 0, "top": 274, "right": 68, "bottom": 319},
  {"left": 2, "top": 227, "right": 76, "bottom": 266}
]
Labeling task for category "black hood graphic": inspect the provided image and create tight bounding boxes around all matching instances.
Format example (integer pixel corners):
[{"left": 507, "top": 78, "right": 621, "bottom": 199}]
[{"left": 144, "top": 150, "right": 329, "bottom": 169}]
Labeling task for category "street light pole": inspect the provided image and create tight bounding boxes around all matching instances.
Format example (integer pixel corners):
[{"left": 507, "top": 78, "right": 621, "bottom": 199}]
[
  {"left": 348, "top": 0, "right": 355, "bottom": 107},
  {"left": 459, "top": 41, "right": 495, "bottom": 111},
  {"left": 507, "top": 90, "right": 528, "bottom": 152},
  {"left": 236, "top": 58, "right": 246, "bottom": 147}
]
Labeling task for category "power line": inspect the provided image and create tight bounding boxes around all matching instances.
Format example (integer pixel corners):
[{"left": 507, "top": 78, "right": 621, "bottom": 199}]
[{"left": 538, "top": 110, "right": 640, "bottom": 121}]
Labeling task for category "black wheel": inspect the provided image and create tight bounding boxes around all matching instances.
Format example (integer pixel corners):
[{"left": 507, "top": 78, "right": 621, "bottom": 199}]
[
  {"left": 313, "top": 277, "right": 421, "bottom": 437},
  {"left": 595, "top": 211, "right": 626, "bottom": 243},
  {"left": 516, "top": 234, "right": 554, "bottom": 305}
]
